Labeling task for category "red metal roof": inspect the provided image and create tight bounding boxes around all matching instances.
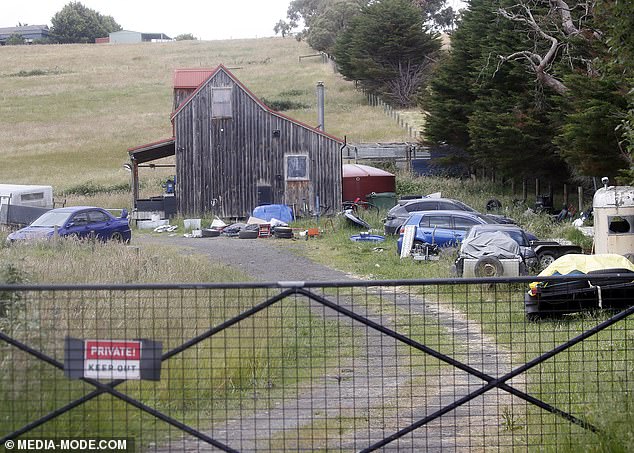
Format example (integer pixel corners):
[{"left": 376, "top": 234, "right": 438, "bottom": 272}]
[
  {"left": 343, "top": 164, "right": 395, "bottom": 178},
  {"left": 171, "top": 65, "right": 344, "bottom": 144},
  {"left": 173, "top": 69, "right": 216, "bottom": 89}
]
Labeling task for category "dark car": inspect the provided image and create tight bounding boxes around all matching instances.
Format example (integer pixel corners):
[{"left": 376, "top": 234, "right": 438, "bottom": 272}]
[
  {"left": 6, "top": 206, "right": 131, "bottom": 243},
  {"left": 454, "top": 224, "right": 540, "bottom": 276},
  {"left": 384, "top": 197, "right": 513, "bottom": 235},
  {"left": 396, "top": 210, "right": 497, "bottom": 254}
]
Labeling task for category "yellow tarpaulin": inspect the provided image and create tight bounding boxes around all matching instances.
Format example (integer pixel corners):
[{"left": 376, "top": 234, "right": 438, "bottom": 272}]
[
  {"left": 538, "top": 254, "right": 634, "bottom": 277},
  {"left": 530, "top": 254, "right": 634, "bottom": 294}
]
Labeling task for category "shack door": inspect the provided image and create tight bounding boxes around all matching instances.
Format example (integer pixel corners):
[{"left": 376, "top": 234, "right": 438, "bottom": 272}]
[
  {"left": 284, "top": 154, "right": 311, "bottom": 215},
  {"left": 257, "top": 184, "right": 272, "bottom": 206}
]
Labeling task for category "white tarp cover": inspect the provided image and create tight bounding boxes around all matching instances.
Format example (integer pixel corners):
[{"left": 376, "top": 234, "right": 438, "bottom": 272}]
[{"left": 459, "top": 231, "right": 520, "bottom": 259}]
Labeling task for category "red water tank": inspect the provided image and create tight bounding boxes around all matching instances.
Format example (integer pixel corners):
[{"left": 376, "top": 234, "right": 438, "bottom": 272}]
[{"left": 342, "top": 164, "right": 395, "bottom": 202}]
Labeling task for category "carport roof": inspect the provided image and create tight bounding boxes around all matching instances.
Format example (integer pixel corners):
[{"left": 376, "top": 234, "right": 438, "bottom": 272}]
[{"left": 128, "top": 137, "right": 175, "bottom": 164}]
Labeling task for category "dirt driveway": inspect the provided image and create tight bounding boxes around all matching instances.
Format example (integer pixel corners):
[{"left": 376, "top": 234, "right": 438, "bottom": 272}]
[
  {"left": 137, "top": 234, "right": 517, "bottom": 452},
  {"left": 137, "top": 234, "right": 353, "bottom": 282}
]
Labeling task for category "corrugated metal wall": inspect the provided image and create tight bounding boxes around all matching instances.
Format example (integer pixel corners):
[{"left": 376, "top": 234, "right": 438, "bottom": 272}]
[{"left": 174, "top": 69, "right": 342, "bottom": 218}]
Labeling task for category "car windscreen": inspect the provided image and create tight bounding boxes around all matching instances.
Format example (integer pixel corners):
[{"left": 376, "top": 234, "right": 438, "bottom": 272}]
[
  {"left": 479, "top": 215, "right": 499, "bottom": 224},
  {"left": 30, "top": 211, "right": 73, "bottom": 227},
  {"left": 471, "top": 228, "right": 529, "bottom": 246},
  {"left": 504, "top": 230, "right": 529, "bottom": 246},
  {"left": 451, "top": 200, "right": 478, "bottom": 212}
]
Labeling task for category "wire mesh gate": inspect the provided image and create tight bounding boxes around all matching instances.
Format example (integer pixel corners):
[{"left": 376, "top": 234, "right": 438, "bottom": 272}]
[{"left": 0, "top": 278, "right": 632, "bottom": 452}]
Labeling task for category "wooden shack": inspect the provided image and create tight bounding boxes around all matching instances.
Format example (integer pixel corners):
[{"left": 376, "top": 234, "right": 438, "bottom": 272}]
[
  {"left": 171, "top": 65, "right": 343, "bottom": 218},
  {"left": 130, "top": 65, "right": 344, "bottom": 219}
]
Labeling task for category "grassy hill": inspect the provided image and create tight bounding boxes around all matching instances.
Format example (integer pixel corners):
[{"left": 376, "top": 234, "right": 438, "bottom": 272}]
[{"left": 0, "top": 38, "right": 413, "bottom": 207}]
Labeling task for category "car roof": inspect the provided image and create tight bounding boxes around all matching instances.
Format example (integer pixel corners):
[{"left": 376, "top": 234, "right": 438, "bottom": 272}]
[
  {"left": 399, "top": 197, "right": 461, "bottom": 205},
  {"left": 409, "top": 209, "right": 485, "bottom": 217},
  {"left": 470, "top": 224, "right": 524, "bottom": 231},
  {"left": 50, "top": 206, "right": 101, "bottom": 213}
]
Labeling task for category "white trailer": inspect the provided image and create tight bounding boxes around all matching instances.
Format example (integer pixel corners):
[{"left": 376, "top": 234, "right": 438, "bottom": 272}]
[
  {"left": 0, "top": 184, "right": 54, "bottom": 208},
  {"left": 593, "top": 185, "right": 634, "bottom": 256},
  {"left": 0, "top": 184, "right": 54, "bottom": 226}
]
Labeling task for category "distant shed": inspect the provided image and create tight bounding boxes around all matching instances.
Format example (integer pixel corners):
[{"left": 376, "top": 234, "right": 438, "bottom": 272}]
[
  {"left": 109, "top": 30, "right": 171, "bottom": 44},
  {"left": 0, "top": 25, "right": 49, "bottom": 44},
  {"left": 342, "top": 164, "right": 395, "bottom": 202}
]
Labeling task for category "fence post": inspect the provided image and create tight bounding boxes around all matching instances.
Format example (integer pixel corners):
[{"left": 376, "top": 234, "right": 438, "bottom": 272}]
[
  {"left": 535, "top": 178, "right": 540, "bottom": 199},
  {"left": 522, "top": 178, "right": 527, "bottom": 202},
  {"left": 548, "top": 183, "right": 553, "bottom": 207},
  {"left": 578, "top": 186, "right": 584, "bottom": 213}
]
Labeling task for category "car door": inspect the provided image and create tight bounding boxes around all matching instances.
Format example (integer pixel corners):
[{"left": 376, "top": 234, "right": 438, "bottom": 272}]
[
  {"left": 65, "top": 211, "right": 91, "bottom": 238},
  {"left": 452, "top": 215, "right": 482, "bottom": 245},
  {"left": 418, "top": 214, "right": 454, "bottom": 246},
  {"left": 86, "top": 209, "right": 112, "bottom": 240}
]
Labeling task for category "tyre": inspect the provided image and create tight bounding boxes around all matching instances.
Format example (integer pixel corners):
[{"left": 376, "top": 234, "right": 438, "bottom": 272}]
[
  {"left": 273, "top": 226, "right": 293, "bottom": 239},
  {"left": 587, "top": 268, "right": 634, "bottom": 285},
  {"left": 538, "top": 251, "right": 557, "bottom": 270},
  {"left": 201, "top": 228, "right": 221, "bottom": 238},
  {"left": 110, "top": 231, "right": 124, "bottom": 242},
  {"left": 411, "top": 240, "right": 426, "bottom": 252},
  {"left": 238, "top": 229, "right": 259, "bottom": 239},
  {"left": 486, "top": 198, "right": 502, "bottom": 211},
  {"left": 474, "top": 256, "right": 504, "bottom": 277}
]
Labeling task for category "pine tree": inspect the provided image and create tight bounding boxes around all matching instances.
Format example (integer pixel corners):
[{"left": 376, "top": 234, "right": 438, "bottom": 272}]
[
  {"left": 334, "top": 0, "right": 441, "bottom": 107},
  {"left": 423, "top": 0, "right": 567, "bottom": 180}
]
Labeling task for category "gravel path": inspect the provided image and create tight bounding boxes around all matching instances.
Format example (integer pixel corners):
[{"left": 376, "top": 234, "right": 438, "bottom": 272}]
[{"left": 137, "top": 234, "right": 519, "bottom": 452}]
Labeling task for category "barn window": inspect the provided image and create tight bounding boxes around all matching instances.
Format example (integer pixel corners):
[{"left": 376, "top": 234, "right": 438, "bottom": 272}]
[
  {"left": 285, "top": 155, "right": 309, "bottom": 181},
  {"left": 211, "top": 87, "right": 232, "bottom": 118}
]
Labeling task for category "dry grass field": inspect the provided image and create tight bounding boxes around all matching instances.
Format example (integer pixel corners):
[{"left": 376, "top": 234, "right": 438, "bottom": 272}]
[{"left": 0, "top": 38, "right": 412, "bottom": 208}]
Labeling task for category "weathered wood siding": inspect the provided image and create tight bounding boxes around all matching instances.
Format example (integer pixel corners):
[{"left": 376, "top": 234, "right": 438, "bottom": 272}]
[
  {"left": 174, "top": 69, "right": 343, "bottom": 218},
  {"left": 173, "top": 88, "right": 195, "bottom": 111}
]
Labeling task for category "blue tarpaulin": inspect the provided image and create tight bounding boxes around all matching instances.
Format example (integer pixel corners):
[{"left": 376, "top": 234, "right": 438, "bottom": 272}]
[{"left": 252, "top": 204, "right": 294, "bottom": 224}]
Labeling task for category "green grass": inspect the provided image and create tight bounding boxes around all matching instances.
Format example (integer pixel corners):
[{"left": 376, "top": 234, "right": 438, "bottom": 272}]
[
  {"left": 0, "top": 38, "right": 409, "bottom": 203},
  {"left": 0, "top": 237, "right": 358, "bottom": 447},
  {"left": 290, "top": 176, "right": 631, "bottom": 450}
]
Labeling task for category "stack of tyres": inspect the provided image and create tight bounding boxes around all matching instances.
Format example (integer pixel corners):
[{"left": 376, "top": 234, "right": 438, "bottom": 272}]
[{"left": 273, "top": 226, "right": 293, "bottom": 239}]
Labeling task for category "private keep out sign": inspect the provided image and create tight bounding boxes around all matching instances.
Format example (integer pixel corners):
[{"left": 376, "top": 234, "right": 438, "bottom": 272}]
[
  {"left": 64, "top": 337, "right": 162, "bottom": 381},
  {"left": 85, "top": 340, "right": 141, "bottom": 379}
]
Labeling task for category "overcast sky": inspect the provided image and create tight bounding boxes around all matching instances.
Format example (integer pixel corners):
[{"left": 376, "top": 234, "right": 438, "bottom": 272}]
[{"left": 1, "top": 0, "right": 294, "bottom": 41}]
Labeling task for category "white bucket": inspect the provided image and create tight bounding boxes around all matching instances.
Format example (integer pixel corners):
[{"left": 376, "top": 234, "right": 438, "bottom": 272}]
[{"left": 183, "top": 218, "right": 201, "bottom": 230}]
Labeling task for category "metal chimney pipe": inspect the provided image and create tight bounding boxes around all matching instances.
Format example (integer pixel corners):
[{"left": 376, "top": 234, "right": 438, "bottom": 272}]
[{"left": 316, "top": 81, "right": 325, "bottom": 131}]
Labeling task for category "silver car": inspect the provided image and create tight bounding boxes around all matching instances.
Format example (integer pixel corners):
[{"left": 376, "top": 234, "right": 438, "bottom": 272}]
[{"left": 383, "top": 197, "right": 514, "bottom": 235}]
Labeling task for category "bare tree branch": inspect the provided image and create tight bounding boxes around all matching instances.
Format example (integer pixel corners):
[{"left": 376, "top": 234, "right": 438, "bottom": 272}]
[{"left": 496, "top": 0, "right": 597, "bottom": 95}]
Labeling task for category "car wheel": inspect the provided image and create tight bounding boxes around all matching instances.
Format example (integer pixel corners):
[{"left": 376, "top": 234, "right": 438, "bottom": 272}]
[
  {"left": 538, "top": 251, "right": 557, "bottom": 270},
  {"left": 474, "top": 256, "right": 504, "bottom": 277},
  {"left": 110, "top": 231, "right": 124, "bottom": 242},
  {"left": 412, "top": 240, "right": 425, "bottom": 252},
  {"left": 486, "top": 198, "right": 502, "bottom": 211}
]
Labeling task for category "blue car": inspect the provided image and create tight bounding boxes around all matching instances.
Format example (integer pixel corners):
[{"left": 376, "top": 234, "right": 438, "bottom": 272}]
[
  {"left": 397, "top": 210, "right": 497, "bottom": 254},
  {"left": 7, "top": 206, "right": 131, "bottom": 243}
]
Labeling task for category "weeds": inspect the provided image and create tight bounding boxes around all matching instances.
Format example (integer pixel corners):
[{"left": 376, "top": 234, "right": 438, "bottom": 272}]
[
  {"left": 10, "top": 68, "right": 64, "bottom": 77},
  {"left": 260, "top": 98, "right": 309, "bottom": 111},
  {"left": 62, "top": 181, "right": 130, "bottom": 197}
]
